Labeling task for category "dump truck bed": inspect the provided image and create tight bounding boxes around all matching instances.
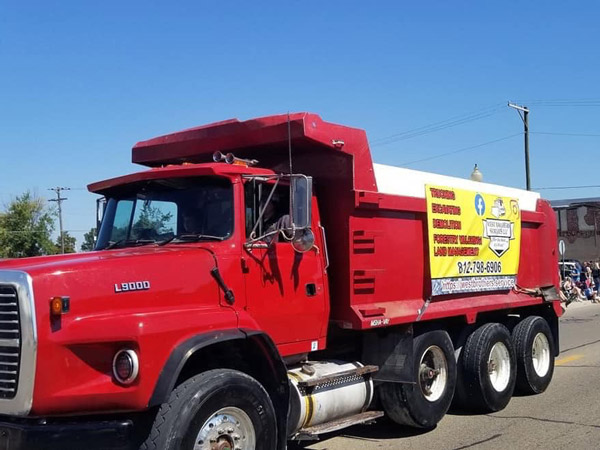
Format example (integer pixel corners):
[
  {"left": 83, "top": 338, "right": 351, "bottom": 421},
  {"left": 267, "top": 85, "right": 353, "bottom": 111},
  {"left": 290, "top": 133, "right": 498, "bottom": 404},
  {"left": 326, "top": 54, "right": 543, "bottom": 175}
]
[{"left": 131, "top": 112, "right": 561, "bottom": 330}]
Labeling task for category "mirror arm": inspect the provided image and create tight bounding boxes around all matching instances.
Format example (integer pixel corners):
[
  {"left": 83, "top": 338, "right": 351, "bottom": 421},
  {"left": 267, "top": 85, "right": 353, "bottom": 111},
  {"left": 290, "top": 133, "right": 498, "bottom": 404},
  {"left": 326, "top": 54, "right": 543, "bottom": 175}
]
[
  {"left": 245, "top": 228, "right": 281, "bottom": 247},
  {"left": 320, "top": 225, "right": 329, "bottom": 269}
]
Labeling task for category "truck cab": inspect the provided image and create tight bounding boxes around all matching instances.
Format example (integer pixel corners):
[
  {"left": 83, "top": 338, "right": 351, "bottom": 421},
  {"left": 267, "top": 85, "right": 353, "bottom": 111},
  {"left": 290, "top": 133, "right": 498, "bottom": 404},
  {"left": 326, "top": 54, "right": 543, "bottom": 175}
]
[{"left": 90, "top": 161, "right": 330, "bottom": 355}]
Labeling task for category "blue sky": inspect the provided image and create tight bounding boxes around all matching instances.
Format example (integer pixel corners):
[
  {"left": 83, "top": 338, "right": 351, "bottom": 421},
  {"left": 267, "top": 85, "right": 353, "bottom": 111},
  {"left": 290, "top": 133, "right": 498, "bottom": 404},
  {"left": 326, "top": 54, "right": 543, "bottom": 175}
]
[{"left": 1, "top": 1, "right": 599, "bottom": 246}]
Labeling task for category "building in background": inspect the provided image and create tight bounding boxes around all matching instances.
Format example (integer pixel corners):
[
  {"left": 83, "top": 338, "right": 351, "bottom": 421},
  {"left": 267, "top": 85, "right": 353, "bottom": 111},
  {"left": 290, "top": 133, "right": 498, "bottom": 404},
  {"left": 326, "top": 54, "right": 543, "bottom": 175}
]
[{"left": 551, "top": 197, "right": 600, "bottom": 262}]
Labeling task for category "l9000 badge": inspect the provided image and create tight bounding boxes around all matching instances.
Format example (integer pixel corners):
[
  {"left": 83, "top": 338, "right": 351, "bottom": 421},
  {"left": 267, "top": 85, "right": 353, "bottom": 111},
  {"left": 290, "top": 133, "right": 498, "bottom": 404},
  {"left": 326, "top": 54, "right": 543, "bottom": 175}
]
[{"left": 114, "top": 281, "right": 151, "bottom": 293}]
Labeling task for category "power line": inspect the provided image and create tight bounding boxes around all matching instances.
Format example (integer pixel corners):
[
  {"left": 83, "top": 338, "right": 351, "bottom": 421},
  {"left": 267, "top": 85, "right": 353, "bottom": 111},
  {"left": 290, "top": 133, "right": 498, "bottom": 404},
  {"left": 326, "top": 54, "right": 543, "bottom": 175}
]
[
  {"left": 0, "top": 229, "right": 89, "bottom": 234},
  {"left": 399, "top": 132, "right": 522, "bottom": 167},
  {"left": 514, "top": 98, "right": 600, "bottom": 107},
  {"left": 371, "top": 98, "right": 600, "bottom": 148},
  {"left": 371, "top": 103, "right": 505, "bottom": 146},
  {"left": 529, "top": 104, "right": 600, "bottom": 107},
  {"left": 374, "top": 111, "right": 497, "bottom": 144},
  {"left": 0, "top": 230, "right": 51, "bottom": 234},
  {"left": 535, "top": 185, "right": 600, "bottom": 190},
  {"left": 516, "top": 97, "right": 600, "bottom": 103},
  {"left": 532, "top": 131, "right": 600, "bottom": 137},
  {"left": 1, "top": 188, "right": 86, "bottom": 200},
  {"left": 372, "top": 106, "right": 503, "bottom": 145}
]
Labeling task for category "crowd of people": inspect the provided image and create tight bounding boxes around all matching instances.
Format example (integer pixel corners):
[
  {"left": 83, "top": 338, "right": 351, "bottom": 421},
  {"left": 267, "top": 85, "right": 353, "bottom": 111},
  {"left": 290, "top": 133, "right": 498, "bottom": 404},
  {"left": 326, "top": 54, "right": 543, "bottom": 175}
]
[{"left": 561, "top": 261, "right": 600, "bottom": 304}]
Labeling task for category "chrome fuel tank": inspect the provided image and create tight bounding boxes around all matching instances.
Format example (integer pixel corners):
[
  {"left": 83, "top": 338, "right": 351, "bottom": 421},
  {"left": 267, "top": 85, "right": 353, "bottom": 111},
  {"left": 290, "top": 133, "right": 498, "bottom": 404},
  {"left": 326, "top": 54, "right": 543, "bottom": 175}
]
[{"left": 287, "top": 361, "right": 374, "bottom": 434}]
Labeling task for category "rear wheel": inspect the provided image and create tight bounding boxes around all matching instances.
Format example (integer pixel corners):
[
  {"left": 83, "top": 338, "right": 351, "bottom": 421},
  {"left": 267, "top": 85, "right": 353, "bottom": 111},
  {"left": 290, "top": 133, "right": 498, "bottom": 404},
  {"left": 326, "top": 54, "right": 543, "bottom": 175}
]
[
  {"left": 380, "top": 330, "right": 456, "bottom": 428},
  {"left": 141, "top": 369, "right": 277, "bottom": 450},
  {"left": 512, "top": 316, "right": 555, "bottom": 394},
  {"left": 455, "top": 323, "right": 516, "bottom": 412}
]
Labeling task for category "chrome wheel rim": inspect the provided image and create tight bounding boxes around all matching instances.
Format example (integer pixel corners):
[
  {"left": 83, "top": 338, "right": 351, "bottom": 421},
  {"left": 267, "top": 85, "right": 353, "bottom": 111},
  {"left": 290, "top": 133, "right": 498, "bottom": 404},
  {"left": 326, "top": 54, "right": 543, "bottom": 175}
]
[
  {"left": 532, "top": 332, "right": 551, "bottom": 377},
  {"left": 195, "top": 407, "right": 256, "bottom": 450},
  {"left": 488, "top": 342, "right": 511, "bottom": 392},
  {"left": 419, "top": 345, "right": 448, "bottom": 402}
]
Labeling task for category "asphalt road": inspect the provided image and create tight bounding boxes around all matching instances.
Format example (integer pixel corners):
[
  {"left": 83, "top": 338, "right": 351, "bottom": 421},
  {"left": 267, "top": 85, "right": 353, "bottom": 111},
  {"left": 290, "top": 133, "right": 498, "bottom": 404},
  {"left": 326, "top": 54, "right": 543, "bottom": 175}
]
[{"left": 303, "top": 302, "right": 600, "bottom": 450}]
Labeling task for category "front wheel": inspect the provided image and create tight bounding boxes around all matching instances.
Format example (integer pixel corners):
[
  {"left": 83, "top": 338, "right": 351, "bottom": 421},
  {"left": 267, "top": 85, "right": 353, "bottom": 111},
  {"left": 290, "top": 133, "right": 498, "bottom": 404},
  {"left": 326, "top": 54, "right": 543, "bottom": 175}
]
[
  {"left": 380, "top": 330, "right": 457, "bottom": 428},
  {"left": 141, "top": 369, "right": 277, "bottom": 450}
]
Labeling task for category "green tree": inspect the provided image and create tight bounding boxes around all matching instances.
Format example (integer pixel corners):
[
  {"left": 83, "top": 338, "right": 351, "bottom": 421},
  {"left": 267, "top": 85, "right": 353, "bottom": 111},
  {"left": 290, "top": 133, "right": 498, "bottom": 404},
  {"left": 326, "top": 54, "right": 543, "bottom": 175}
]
[
  {"left": 55, "top": 231, "right": 77, "bottom": 254},
  {"left": 0, "top": 192, "right": 57, "bottom": 258},
  {"left": 80, "top": 228, "right": 97, "bottom": 251}
]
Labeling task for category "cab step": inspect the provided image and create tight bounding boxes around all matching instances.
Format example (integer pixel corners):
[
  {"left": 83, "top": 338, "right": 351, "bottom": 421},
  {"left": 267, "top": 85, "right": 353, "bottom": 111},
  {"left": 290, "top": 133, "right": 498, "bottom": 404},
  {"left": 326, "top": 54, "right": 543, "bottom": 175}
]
[{"left": 295, "top": 410, "right": 384, "bottom": 439}]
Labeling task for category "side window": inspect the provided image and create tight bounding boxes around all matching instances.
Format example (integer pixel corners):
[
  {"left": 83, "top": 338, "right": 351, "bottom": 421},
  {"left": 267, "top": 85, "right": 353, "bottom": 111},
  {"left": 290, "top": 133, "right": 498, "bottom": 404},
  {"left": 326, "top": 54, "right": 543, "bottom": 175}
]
[
  {"left": 110, "top": 199, "right": 134, "bottom": 242},
  {"left": 245, "top": 181, "right": 257, "bottom": 237},
  {"left": 131, "top": 200, "right": 177, "bottom": 240},
  {"left": 244, "top": 179, "right": 290, "bottom": 239}
]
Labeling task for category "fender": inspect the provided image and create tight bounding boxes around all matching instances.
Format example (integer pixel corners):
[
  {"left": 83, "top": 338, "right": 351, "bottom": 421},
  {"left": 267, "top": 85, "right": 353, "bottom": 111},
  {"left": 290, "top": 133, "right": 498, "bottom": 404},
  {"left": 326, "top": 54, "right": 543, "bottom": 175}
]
[
  {"left": 149, "top": 329, "right": 246, "bottom": 407},
  {"left": 148, "top": 328, "right": 289, "bottom": 448},
  {"left": 243, "top": 329, "right": 290, "bottom": 450}
]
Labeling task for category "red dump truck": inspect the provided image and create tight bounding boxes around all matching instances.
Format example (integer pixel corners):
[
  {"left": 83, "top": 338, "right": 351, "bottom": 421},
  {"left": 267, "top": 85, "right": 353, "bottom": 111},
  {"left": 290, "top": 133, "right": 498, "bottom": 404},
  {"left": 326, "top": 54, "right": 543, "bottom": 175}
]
[{"left": 0, "top": 113, "right": 562, "bottom": 449}]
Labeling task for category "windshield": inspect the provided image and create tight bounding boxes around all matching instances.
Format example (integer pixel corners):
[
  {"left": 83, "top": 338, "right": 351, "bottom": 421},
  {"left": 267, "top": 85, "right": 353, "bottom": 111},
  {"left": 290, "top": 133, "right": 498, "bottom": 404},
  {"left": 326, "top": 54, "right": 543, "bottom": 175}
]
[{"left": 95, "top": 177, "right": 233, "bottom": 250}]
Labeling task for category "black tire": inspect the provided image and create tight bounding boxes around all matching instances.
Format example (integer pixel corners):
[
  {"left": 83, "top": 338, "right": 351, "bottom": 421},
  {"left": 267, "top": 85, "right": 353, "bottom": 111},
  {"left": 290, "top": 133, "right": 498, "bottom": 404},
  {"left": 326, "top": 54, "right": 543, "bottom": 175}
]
[
  {"left": 512, "top": 316, "right": 555, "bottom": 394},
  {"left": 141, "top": 369, "right": 277, "bottom": 450},
  {"left": 380, "top": 330, "right": 457, "bottom": 428},
  {"left": 455, "top": 323, "right": 516, "bottom": 412}
]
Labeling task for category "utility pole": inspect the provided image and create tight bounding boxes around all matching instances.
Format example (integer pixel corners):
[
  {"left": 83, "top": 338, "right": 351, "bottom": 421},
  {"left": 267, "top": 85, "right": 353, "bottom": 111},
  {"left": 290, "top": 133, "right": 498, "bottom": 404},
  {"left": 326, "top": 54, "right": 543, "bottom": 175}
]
[
  {"left": 508, "top": 102, "right": 530, "bottom": 190},
  {"left": 48, "top": 187, "right": 70, "bottom": 253}
]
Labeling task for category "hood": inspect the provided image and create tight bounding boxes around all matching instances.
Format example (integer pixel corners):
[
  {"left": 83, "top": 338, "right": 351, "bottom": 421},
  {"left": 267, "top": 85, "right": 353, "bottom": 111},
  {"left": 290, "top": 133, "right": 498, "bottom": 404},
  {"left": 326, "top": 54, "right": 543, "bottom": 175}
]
[
  {"left": 0, "top": 251, "right": 113, "bottom": 273},
  {"left": 0, "top": 246, "right": 229, "bottom": 337}
]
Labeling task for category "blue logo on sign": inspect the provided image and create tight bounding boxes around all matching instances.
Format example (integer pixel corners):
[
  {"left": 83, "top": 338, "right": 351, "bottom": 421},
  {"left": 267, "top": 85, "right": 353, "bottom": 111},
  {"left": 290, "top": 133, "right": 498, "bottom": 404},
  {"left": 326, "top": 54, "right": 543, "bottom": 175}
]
[{"left": 474, "top": 194, "right": 485, "bottom": 216}]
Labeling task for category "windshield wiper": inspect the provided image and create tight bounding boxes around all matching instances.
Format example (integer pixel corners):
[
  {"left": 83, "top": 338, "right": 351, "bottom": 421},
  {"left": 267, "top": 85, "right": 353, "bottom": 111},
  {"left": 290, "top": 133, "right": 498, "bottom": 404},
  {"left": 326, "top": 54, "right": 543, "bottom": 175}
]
[
  {"left": 158, "top": 233, "right": 225, "bottom": 245},
  {"left": 103, "top": 239, "right": 157, "bottom": 250},
  {"left": 103, "top": 239, "right": 126, "bottom": 250}
]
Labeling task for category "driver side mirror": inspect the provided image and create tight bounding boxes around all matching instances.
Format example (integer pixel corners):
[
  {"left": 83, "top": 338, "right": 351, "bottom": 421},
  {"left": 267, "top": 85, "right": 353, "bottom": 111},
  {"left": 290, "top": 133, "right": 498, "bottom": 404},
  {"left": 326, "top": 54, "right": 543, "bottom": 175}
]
[{"left": 290, "top": 176, "right": 312, "bottom": 229}]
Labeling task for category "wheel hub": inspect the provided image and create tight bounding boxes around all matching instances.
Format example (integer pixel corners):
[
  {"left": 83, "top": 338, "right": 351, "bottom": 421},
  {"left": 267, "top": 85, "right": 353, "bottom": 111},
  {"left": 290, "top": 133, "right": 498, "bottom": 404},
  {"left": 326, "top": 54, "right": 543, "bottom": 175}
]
[
  {"left": 195, "top": 407, "right": 255, "bottom": 450},
  {"left": 487, "top": 342, "right": 511, "bottom": 392},
  {"left": 213, "top": 437, "right": 234, "bottom": 450},
  {"left": 418, "top": 345, "right": 448, "bottom": 402},
  {"left": 532, "top": 332, "right": 551, "bottom": 377}
]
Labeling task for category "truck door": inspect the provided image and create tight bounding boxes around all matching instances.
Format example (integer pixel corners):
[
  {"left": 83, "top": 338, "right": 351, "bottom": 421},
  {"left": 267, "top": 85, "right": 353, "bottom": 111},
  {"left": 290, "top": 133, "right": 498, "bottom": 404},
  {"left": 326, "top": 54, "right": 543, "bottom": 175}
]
[{"left": 242, "top": 178, "right": 328, "bottom": 348}]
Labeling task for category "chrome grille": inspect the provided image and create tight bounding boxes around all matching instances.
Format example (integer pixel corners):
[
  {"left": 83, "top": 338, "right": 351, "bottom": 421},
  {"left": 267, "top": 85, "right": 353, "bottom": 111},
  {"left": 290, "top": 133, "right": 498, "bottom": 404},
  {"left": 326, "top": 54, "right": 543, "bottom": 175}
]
[{"left": 0, "top": 285, "right": 20, "bottom": 399}]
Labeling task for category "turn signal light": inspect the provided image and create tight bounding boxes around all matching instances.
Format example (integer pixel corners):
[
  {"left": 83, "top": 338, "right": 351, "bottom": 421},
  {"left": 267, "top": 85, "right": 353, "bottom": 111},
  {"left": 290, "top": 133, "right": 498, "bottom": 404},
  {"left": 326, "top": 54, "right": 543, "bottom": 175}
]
[{"left": 50, "top": 297, "right": 70, "bottom": 316}]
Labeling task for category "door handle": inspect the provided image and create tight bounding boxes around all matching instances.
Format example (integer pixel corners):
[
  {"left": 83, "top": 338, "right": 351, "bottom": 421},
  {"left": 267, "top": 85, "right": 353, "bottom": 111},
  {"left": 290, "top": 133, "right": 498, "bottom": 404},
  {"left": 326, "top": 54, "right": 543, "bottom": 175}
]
[{"left": 305, "top": 283, "right": 317, "bottom": 297}]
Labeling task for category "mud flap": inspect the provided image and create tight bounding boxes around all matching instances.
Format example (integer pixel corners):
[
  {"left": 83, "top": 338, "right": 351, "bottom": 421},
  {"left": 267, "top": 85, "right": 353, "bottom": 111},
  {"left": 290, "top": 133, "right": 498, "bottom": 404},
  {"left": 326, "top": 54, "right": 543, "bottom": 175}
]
[
  {"left": 540, "top": 285, "right": 561, "bottom": 302},
  {"left": 362, "top": 325, "right": 414, "bottom": 383}
]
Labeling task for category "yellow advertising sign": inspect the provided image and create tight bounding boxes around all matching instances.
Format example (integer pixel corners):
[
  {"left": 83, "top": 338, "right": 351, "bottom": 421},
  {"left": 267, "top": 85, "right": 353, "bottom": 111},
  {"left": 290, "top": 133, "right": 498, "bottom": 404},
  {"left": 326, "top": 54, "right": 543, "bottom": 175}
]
[{"left": 425, "top": 185, "right": 521, "bottom": 296}]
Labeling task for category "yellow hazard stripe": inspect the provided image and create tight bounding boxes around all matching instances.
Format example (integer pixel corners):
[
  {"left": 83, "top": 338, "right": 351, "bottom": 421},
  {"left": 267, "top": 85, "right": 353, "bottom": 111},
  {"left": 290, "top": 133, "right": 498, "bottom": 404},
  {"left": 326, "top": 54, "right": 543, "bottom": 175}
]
[
  {"left": 555, "top": 354, "right": 584, "bottom": 365},
  {"left": 288, "top": 371, "right": 315, "bottom": 428}
]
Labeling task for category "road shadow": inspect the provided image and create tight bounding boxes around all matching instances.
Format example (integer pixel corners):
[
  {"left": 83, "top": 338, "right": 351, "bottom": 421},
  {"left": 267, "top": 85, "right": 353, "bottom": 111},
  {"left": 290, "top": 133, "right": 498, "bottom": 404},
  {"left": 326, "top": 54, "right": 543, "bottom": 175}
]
[
  {"left": 561, "top": 316, "right": 594, "bottom": 323},
  {"left": 446, "top": 404, "right": 499, "bottom": 416},
  {"left": 290, "top": 404, "right": 526, "bottom": 447},
  {"left": 289, "top": 418, "right": 437, "bottom": 448}
]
